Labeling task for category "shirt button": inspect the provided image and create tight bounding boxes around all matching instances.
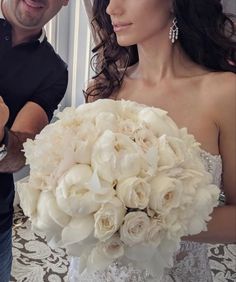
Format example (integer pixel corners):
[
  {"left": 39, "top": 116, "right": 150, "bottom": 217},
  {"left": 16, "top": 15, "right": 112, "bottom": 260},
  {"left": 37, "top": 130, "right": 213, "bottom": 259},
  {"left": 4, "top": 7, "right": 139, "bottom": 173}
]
[{"left": 4, "top": 35, "right": 10, "bottom": 41}]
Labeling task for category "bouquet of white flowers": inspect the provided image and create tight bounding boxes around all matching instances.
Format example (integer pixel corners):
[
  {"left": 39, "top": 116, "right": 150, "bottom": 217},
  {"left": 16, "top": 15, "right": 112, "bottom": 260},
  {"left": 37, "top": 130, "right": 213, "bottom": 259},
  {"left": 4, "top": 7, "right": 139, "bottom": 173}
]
[{"left": 18, "top": 99, "right": 220, "bottom": 278}]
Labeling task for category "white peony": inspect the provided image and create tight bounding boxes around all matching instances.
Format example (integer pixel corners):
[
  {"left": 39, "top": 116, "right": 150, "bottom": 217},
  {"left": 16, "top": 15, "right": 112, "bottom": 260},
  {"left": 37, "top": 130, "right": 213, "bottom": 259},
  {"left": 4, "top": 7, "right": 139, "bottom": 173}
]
[
  {"left": 157, "top": 135, "right": 187, "bottom": 170},
  {"left": 118, "top": 118, "right": 140, "bottom": 138},
  {"left": 187, "top": 184, "right": 220, "bottom": 235},
  {"left": 73, "top": 121, "right": 99, "bottom": 164},
  {"left": 17, "top": 181, "right": 41, "bottom": 218},
  {"left": 56, "top": 164, "right": 100, "bottom": 216},
  {"left": 132, "top": 128, "right": 158, "bottom": 153},
  {"left": 33, "top": 190, "right": 70, "bottom": 230},
  {"left": 95, "top": 112, "right": 118, "bottom": 133},
  {"left": 94, "top": 197, "right": 126, "bottom": 241},
  {"left": 138, "top": 107, "right": 179, "bottom": 137},
  {"left": 91, "top": 130, "right": 143, "bottom": 183},
  {"left": 87, "top": 171, "right": 115, "bottom": 204},
  {"left": 31, "top": 191, "right": 70, "bottom": 246}
]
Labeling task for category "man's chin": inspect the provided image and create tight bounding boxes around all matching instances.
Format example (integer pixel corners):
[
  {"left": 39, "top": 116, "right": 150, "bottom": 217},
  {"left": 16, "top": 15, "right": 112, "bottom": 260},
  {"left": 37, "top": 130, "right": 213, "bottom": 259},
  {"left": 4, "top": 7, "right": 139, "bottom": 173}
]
[{"left": 16, "top": 13, "right": 44, "bottom": 30}]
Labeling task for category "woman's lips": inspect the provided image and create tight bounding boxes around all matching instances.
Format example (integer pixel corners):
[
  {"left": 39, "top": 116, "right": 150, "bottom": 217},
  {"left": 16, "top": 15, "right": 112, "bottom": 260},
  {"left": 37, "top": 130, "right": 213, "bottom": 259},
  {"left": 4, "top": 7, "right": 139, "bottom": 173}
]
[{"left": 113, "top": 23, "right": 132, "bottom": 32}]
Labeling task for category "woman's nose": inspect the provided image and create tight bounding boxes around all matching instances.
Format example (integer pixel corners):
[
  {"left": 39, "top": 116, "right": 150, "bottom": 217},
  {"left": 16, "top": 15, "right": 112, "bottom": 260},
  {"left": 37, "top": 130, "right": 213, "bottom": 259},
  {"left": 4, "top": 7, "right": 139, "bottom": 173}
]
[{"left": 106, "top": 0, "right": 124, "bottom": 16}]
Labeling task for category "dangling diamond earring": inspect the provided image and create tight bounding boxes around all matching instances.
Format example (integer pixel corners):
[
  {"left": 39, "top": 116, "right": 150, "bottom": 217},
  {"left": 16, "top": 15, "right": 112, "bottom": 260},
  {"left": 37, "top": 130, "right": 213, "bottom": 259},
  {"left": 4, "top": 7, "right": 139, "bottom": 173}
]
[{"left": 169, "top": 18, "right": 179, "bottom": 43}]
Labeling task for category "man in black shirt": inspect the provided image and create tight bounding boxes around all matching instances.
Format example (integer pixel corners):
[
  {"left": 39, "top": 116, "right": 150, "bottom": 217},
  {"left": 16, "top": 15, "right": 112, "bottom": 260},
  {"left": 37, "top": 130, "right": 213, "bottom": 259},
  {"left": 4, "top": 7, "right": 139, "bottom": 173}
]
[{"left": 0, "top": 1, "right": 69, "bottom": 281}]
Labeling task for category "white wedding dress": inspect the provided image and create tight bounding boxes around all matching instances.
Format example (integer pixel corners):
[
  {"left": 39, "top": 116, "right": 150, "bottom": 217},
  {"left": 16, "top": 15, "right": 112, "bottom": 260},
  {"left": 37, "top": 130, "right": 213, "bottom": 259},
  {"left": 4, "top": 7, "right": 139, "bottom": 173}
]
[{"left": 68, "top": 149, "right": 222, "bottom": 282}]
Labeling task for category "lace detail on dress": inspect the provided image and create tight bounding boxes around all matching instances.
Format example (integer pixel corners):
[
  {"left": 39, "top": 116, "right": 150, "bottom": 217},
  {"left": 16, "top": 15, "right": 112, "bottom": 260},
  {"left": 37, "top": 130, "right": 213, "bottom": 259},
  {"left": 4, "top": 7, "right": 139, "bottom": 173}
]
[
  {"left": 69, "top": 258, "right": 156, "bottom": 282},
  {"left": 162, "top": 149, "right": 222, "bottom": 282},
  {"left": 68, "top": 149, "right": 223, "bottom": 282}
]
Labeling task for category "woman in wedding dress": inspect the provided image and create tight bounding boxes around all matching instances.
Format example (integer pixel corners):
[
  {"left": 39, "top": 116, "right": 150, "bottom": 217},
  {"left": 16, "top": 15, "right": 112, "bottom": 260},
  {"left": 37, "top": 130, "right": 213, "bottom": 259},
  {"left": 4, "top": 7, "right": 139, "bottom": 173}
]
[{"left": 69, "top": 0, "right": 236, "bottom": 281}]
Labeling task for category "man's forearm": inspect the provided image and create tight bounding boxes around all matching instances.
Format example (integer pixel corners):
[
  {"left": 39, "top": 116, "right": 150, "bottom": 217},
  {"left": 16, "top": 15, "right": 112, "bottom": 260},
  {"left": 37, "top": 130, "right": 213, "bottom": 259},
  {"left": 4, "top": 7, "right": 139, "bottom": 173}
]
[{"left": 0, "top": 130, "right": 34, "bottom": 173}]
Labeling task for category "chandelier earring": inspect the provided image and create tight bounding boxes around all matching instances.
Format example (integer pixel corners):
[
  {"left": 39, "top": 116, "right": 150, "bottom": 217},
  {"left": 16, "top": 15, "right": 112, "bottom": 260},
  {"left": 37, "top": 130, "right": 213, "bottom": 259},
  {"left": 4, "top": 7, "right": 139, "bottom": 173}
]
[{"left": 169, "top": 17, "right": 179, "bottom": 43}]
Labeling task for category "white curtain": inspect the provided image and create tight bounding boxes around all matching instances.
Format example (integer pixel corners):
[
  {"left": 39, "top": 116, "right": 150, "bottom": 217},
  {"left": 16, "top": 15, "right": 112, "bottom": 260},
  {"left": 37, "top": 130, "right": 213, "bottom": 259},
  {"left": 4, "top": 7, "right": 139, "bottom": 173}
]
[
  {"left": 83, "top": 0, "right": 93, "bottom": 20},
  {"left": 222, "top": 0, "right": 236, "bottom": 14}
]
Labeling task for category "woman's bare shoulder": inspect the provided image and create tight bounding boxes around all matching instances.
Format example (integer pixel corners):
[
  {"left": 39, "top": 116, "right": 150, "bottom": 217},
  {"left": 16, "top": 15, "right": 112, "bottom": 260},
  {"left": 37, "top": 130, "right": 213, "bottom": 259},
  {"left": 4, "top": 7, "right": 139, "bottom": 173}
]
[
  {"left": 197, "top": 71, "right": 235, "bottom": 130},
  {"left": 202, "top": 71, "right": 236, "bottom": 105},
  {"left": 203, "top": 72, "right": 235, "bottom": 127}
]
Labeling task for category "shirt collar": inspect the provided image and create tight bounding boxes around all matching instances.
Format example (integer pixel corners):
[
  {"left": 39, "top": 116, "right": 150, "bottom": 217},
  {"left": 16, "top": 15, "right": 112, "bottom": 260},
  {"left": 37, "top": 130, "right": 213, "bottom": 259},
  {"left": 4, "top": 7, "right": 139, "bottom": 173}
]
[
  {"left": 0, "top": 0, "right": 5, "bottom": 19},
  {"left": 38, "top": 28, "right": 46, "bottom": 43}
]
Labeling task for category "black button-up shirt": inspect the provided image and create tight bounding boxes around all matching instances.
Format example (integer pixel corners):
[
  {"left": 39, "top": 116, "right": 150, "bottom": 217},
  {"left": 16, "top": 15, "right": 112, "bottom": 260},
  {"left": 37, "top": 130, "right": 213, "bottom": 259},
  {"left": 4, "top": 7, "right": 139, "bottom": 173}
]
[{"left": 0, "top": 18, "right": 68, "bottom": 231}]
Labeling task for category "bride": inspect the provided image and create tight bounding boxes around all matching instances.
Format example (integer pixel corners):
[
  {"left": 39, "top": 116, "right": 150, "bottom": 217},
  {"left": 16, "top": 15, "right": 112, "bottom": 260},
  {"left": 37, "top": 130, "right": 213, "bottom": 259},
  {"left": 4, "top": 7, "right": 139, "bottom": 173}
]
[{"left": 69, "top": 0, "right": 236, "bottom": 281}]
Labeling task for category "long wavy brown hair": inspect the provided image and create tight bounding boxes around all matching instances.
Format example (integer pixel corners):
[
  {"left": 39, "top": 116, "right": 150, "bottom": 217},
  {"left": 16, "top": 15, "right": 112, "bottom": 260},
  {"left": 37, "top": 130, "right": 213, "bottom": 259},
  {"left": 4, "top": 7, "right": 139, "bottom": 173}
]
[{"left": 85, "top": 0, "right": 236, "bottom": 102}]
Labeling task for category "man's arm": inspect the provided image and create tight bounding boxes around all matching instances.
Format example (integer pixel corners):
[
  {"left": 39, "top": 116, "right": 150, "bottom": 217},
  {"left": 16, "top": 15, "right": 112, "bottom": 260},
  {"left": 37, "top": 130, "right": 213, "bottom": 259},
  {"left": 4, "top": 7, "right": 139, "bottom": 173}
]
[{"left": 0, "top": 101, "right": 48, "bottom": 173}]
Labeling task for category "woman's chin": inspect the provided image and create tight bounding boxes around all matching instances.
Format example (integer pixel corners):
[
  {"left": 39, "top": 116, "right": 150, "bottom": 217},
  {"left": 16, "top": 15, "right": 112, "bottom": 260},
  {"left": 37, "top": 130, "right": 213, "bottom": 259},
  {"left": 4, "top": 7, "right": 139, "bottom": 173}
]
[{"left": 116, "top": 36, "right": 135, "bottom": 47}]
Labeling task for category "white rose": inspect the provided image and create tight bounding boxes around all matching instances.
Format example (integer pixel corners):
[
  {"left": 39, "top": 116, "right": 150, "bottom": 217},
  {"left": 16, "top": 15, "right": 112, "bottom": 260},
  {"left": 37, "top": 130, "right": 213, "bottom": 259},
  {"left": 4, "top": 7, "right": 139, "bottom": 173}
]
[
  {"left": 157, "top": 135, "right": 187, "bottom": 170},
  {"left": 94, "top": 197, "right": 126, "bottom": 241},
  {"left": 87, "top": 235, "right": 124, "bottom": 272},
  {"left": 117, "top": 177, "right": 151, "bottom": 209},
  {"left": 56, "top": 164, "right": 100, "bottom": 216},
  {"left": 120, "top": 211, "right": 150, "bottom": 246},
  {"left": 92, "top": 130, "right": 143, "bottom": 183},
  {"left": 138, "top": 107, "right": 179, "bottom": 137},
  {"left": 101, "top": 235, "right": 124, "bottom": 259},
  {"left": 145, "top": 219, "right": 165, "bottom": 247},
  {"left": 149, "top": 174, "right": 183, "bottom": 214}
]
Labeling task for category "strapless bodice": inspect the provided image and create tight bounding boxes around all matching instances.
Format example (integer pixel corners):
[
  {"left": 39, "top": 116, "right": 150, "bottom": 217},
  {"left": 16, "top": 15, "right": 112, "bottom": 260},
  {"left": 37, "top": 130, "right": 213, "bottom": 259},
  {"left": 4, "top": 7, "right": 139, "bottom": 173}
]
[{"left": 199, "top": 149, "right": 222, "bottom": 188}]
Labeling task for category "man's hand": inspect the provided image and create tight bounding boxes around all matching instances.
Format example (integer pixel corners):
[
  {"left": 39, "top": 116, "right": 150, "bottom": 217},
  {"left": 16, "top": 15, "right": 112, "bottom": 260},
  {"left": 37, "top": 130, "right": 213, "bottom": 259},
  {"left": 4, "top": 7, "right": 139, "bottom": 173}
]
[
  {"left": 0, "top": 96, "right": 9, "bottom": 141},
  {"left": 0, "top": 101, "right": 48, "bottom": 172}
]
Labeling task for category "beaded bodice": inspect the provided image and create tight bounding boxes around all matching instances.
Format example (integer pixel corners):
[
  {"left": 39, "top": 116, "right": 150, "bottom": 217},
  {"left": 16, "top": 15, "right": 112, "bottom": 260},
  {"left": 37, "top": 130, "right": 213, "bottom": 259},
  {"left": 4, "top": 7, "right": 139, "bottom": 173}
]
[
  {"left": 68, "top": 149, "right": 223, "bottom": 282},
  {"left": 199, "top": 149, "right": 222, "bottom": 188}
]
